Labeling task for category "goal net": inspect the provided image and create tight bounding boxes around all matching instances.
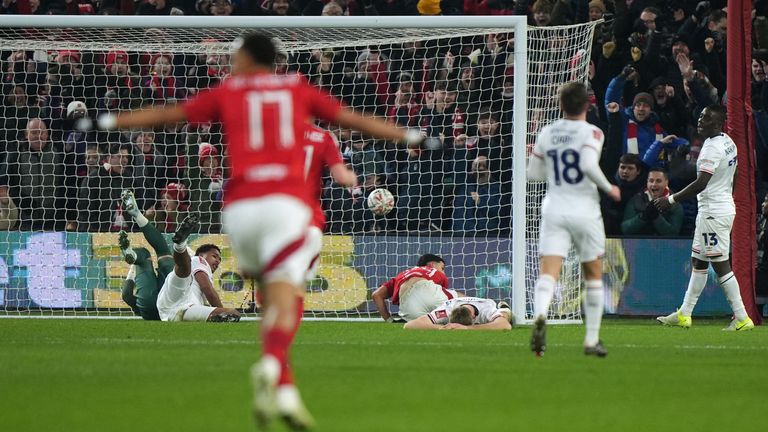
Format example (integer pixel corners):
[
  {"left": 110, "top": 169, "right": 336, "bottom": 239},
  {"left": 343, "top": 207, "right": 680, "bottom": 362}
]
[{"left": 0, "top": 16, "right": 599, "bottom": 323}]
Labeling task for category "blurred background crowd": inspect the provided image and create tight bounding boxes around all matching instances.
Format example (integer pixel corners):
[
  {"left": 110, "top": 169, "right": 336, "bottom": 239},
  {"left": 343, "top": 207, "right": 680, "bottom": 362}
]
[{"left": 0, "top": 0, "right": 765, "bottom": 254}]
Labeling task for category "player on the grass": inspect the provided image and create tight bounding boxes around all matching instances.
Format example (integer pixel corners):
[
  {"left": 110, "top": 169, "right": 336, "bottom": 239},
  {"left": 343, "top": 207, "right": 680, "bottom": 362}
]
[
  {"left": 119, "top": 191, "right": 240, "bottom": 322},
  {"left": 372, "top": 254, "right": 460, "bottom": 322},
  {"left": 154, "top": 213, "right": 241, "bottom": 322},
  {"left": 403, "top": 297, "right": 513, "bottom": 330},
  {"left": 654, "top": 105, "right": 755, "bottom": 331},
  {"left": 526, "top": 81, "right": 621, "bottom": 358},
  {"left": 81, "top": 32, "right": 427, "bottom": 431}
]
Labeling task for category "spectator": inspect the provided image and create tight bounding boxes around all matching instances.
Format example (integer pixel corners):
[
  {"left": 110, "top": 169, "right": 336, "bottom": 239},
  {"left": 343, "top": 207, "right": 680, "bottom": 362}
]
[
  {"left": 187, "top": 143, "right": 222, "bottom": 233},
  {"left": 0, "top": 180, "right": 19, "bottom": 230},
  {"left": 265, "top": 0, "right": 298, "bottom": 15},
  {"left": 648, "top": 77, "right": 687, "bottom": 139},
  {"left": 76, "top": 144, "right": 140, "bottom": 232},
  {"left": 131, "top": 130, "right": 167, "bottom": 210},
  {"left": 395, "top": 141, "right": 442, "bottom": 232},
  {"left": 387, "top": 72, "right": 421, "bottom": 127},
  {"left": 62, "top": 100, "right": 97, "bottom": 229},
  {"left": 321, "top": 1, "right": 343, "bottom": 15},
  {"left": 757, "top": 194, "right": 768, "bottom": 315},
  {"left": 3, "top": 118, "right": 64, "bottom": 231},
  {"left": 0, "top": 84, "right": 35, "bottom": 150},
  {"left": 621, "top": 167, "right": 682, "bottom": 236},
  {"left": 602, "top": 153, "right": 645, "bottom": 236},
  {"left": 531, "top": 0, "right": 552, "bottom": 26},
  {"left": 143, "top": 54, "right": 180, "bottom": 103},
  {"left": 420, "top": 81, "right": 463, "bottom": 148},
  {"left": 97, "top": 50, "right": 141, "bottom": 112},
  {"left": 151, "top": 182, "right": 188, "bottom": 232},
  {"left": 605, "top": 69, "right": 671, "bottom": 157},
  {"left": 136, "top": 0, "right": 178, "bottom": 15},
  {"left": 474, "top": 109, "right": 512, "bottom": 192},
  {"left": 452, "top": 155, "right": 504, "bottom": 233},
  {"left": 588, "top": 0, "right": 604, "bottom": 22},
  {"left": 347, "top": 132, "right": 384, "bottom": 179}
]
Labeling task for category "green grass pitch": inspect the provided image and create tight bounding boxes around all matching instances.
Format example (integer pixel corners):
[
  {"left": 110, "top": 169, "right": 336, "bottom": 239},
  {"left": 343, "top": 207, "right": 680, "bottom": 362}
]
[{"left": 1, "top": 318, "right": 765, "bottom": 432}]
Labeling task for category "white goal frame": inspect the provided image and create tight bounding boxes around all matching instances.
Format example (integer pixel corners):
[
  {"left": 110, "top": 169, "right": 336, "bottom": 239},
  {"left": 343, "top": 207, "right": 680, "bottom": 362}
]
[{"left": 0, "top": 15, "right": 540, "bottom": 324}]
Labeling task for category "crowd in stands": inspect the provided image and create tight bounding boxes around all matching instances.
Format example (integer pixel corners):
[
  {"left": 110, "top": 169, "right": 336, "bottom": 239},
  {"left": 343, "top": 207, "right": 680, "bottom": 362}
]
[{"left": 0, "top": 0, "right": 766, "bottom": 241}]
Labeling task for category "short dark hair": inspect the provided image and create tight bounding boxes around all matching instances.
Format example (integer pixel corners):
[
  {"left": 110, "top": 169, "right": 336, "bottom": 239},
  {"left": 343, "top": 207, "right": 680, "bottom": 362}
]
[
  {"left": 710, "top": 10, "right": 727, "bottom": 23},
  {"left": 647, "top": 167, "right": 668, "bottom": 179},
  {"left": 705, "top": 104, "right": 726, "bottom": 126},
  {"left": 619, "top": 153, "right": 643, "bottom": 170},
  {"left": 416, "top": 253, "right": 445, "bottom": 267},
  {"left": 195, "top": 244, "right": 221, "bottom": 256},
  {"left": 239, "top": 32, "right": 277, "bottom": 68},
  {"left": 449, "top": 306, "right": 473, "bottom": 326},
  {"left": 559, "top": 81, "right": 589, "bottom": 116},
  {"left": 109, "top": 143, "right": 131, "bottom": 156}
]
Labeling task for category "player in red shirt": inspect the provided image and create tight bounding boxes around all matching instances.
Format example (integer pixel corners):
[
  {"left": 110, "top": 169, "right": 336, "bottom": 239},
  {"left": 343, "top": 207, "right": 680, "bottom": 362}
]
[
  {"left": 371, "top": 254, "right": 459, "bottom": 322},
  {"left": 81, "top": 32, "right": 425, "bottom": 431},
  {"left": 302, "top": 124, "right": 356, "bottom": 280}
]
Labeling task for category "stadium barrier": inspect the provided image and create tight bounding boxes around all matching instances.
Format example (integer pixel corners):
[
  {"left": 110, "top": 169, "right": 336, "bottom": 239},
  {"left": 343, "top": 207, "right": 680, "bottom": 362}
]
[{"left": 0, "top": 231, "right": 729, "bottom": 316}]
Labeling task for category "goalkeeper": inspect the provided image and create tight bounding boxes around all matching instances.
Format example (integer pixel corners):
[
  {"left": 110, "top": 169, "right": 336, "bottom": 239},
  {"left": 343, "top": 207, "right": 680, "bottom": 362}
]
[{"left": 119, "top": 189, "right": 238, "bottom": 322}]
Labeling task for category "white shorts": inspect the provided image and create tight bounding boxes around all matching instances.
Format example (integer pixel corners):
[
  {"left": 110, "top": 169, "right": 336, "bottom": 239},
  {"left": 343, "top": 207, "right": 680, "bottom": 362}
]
[
  {"left": 398, "top": 279, "right": 458, "bottom": 321},
  {"left": 223, "top": 195, "right": 312, "bottom": 286},
  {"left": 305, "top": 226, "right": 323, "bottom": 282},
  {"left": 539, "top": 213, "right": 605, "bottom": 263},
  {"left": 691, "top": 213, "right": 733, "bottom": 262},
  {"left": 156, "top": 271, "right": 216, "bottom": 322}
]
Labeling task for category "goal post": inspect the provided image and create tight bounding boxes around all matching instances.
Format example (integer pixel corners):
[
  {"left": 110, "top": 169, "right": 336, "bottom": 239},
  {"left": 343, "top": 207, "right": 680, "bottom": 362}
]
[{"left": 0, "top": 16, "right": 599, "bottom": 323}]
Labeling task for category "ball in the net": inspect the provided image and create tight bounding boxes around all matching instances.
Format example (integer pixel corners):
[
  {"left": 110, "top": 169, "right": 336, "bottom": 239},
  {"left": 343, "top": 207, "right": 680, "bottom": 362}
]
[{"left": 367, "top": 188, "right": 395, "bottom": 216}]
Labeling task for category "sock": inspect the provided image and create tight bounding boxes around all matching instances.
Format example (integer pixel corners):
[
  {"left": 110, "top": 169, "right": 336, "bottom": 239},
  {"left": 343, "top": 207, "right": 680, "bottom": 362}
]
[
  {"left": 583, "top": 280, "right": 604, "bottom": 347},
  {"left": 533, "top": 275, "right": 556, "bottom": 320},
  {"left": 141, "top": 223, "right": 171, "bottom": 256},
  {"left": 134, "top": 213, "right": 149, "bottom": 228},
  {"left": 173, "top": 241, "right": 187, "bottom": 253},
  {"left": 263, "top": 327, "right": 292, "bottom": 381},
  {"left": 278, "top": 297, "right": 304, "bottom": 386},
  {"left": 719, "top": 272, "right": 749, "bottom": 321},
  {"left": 679, "top": 269, "right": 708, "bottom": 316},
  {"left": 126, "top": 265, "right": 136, "bottom": 281}
]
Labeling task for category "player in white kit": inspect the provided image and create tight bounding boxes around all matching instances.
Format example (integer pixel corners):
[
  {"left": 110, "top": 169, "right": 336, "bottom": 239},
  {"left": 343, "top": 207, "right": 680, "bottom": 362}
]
[
  {"left": 654, "top": 105, "right": 755, "bottom": 331},
  {"left": 403, "top": 297, "right": 513, "bottom": 330},
  {"left": 526, "top": 82, "right": 621, "bottom": 357},
  {"left": 155, "top": 213, "right": 241, "bottom": 322}
]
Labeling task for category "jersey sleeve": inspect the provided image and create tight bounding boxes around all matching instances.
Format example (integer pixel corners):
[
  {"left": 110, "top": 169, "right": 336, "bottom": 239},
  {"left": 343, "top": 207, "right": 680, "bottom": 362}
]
[
  {"left": 381, "top": 278, "right": 396, "bottom": 298},
  {"left": 182, "top": 87, "right": 222, "bottom": 124},
  {"left": 322, "top": 131, "right": 344, "bottom": 168},
  {"left": 697, "top": 144, "right": 722, "bottom": 175},
  {"left": 302, "top": 78, "right": 343, "bottom": 123},
  {"left": 191, "top": 256, "right": 212, "bottom": 279},
  {"left": 581, "top": 127, "right": 605, "bottom": 154},
  {"left": 436, "top": 272, "right": 449, "bottom": 289},
  {"left": 427, "top": 304, "right": 450, "bottom": 325}
]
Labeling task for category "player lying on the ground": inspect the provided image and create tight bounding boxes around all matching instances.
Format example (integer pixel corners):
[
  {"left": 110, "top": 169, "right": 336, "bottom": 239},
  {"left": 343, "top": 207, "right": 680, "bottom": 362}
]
[
  {"left": 371, "top": 254, "right": 460, "bottom": 322},
  {"left": 119, "top": 190, "right": 175, "bottom": 320},
  {"left": 403, "top": 297, "right": 513, "bottom": 330},
  {"left": 132, "top": 211, "right": 240, "bottom": 322},
  {"left": 654, "top": 105, "right": 755, "bottom": 331}
]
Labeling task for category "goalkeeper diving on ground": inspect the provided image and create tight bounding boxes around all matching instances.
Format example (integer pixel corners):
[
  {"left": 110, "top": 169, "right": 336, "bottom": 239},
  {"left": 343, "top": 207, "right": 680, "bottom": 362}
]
[{"left": 118, "top": 190, "right": 240, "bottom": 322}]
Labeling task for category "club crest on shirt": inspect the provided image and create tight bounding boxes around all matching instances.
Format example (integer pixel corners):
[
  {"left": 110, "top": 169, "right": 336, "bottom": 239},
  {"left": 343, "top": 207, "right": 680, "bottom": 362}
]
[{"left": 435, "top": 310, "right": 448, "bottom": 320}]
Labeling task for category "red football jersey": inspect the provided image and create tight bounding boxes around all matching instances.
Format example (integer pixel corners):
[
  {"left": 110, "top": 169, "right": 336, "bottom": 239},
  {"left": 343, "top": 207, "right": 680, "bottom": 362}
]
[
  {"left": 183, "top": 72, "right": 343, "bottom": 206},
  {"left": 303, "top": 125, "right": 344, "bottom": 230},
  {"left": 381, "top": 266, "right": 451, "bottom": 305}
]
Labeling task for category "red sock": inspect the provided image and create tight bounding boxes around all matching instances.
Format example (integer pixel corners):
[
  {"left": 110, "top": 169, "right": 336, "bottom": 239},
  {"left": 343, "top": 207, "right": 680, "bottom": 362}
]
[
  {"left": 262, "top": 327, "right": 291, "bottom": 376},
  {"left": 277, "top": 297, "right": 304, "bottom": 386}
]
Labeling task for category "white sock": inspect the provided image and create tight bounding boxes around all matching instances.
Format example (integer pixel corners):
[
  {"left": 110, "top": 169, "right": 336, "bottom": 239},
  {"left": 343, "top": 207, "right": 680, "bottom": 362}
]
[
  {"left": 276, "top": 384, "right": 301, "bottom": 412},
  {"left": 173, "top": 241, "right": 187, "bottom": 253},
  {"left": 719, "top": 272, "right": 748, "bottom": 321},
  {"left": 583, "top": 280, "right": 604, "bottom": 347},
  {"left": 135, "top": 213, "right": 149, "bottom": 228},
  {"left": 679, "top": 269, "right": 708, "bottom": 316},
  {"left": 533, "top": 274, "right": 555, "bottom": 320},
  {"left": 126, "top": 265, "right": 136, "bottom": 281}
]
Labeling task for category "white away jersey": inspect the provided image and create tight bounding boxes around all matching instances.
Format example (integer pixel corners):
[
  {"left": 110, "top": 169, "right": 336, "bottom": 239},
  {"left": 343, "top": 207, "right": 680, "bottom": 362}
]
[
  {"left": 533, "top": 119, "right": 604, "bottom": 218},
  {"left": 187, "top": 256, "right": 214, "bottom": 306},
  {"left": 426, "top": 297, "right": 507, "bottom": 326},
  {"left": 696, "top": 133, "right": 737, "bottom": 216}
]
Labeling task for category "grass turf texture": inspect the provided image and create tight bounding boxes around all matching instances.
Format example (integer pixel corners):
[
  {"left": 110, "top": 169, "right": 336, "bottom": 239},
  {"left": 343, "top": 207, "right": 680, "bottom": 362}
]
[{"left": 1, "top": 319, "right": 765, "bottom": 432}]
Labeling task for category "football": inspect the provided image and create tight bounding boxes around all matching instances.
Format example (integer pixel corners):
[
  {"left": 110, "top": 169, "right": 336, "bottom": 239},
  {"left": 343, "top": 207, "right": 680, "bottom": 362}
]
[{"left": 367, "top": 188, "right": 395, "bottom": 216}]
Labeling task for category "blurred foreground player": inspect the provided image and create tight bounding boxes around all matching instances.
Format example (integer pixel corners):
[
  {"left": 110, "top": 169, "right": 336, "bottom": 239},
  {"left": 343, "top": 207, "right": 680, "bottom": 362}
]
[
  {"left": 526, "top": 81, "right": 621, "bottom": 357},
  {"left": 654, "top": 105, "right": 754, "bottom": 331},
  {"left": 81, "top": 32, "right": 426, "bottom": 430}
]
